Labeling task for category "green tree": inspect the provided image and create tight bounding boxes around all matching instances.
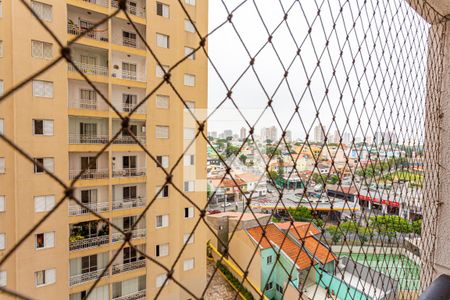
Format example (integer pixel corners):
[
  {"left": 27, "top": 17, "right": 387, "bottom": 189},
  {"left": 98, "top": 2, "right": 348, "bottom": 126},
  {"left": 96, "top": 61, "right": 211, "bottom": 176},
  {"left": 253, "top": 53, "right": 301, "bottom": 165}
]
[
  {"left": 287, "top": 207, "right": 313, "bottom": 222},
  {"left": 239, "top": 154, "right": 247, "bottom": 165},
  {"left": 370, "top": 215, "right": 412, "bottom": 235},
  {"left": 412, "top": 219, "right": 422, "bottom": 235}
]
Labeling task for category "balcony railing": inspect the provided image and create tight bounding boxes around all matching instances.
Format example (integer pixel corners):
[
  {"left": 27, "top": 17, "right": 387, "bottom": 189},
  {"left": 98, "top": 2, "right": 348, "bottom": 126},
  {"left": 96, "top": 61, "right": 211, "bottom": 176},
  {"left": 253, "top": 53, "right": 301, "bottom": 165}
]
[
  {"left": 69, "top": 268, "right": 108, "bottom": 286},
  {"left": 67, "top": 23, "right": 109, "bottom": 42},
  {"left": 69, "top": 98, "right": 109, "bottom": 111},
  {"left": 112, "top": 259, "right": 146, "bottom": 275},
  {"left": 112, "top": 168, "right": 146, "bottom": 178},
  {"left": 113, "top": 290, "right": 146, "bottom": 300},
  {"left": 113, "top": 135, "right": 146, "bottom": 145},
  {"left": 111, "top": 70, "right": 146, "bottom": 82},
  {"left": 82, "top": 0, "right": 108, "bottom": 7},
  {"left": 69, "top": 134, "right": 109, "bottom": 144},
  {"left": 111, "top": 0, "right": 146, "bottom": 18},
  {"left": 121, "top": 103, "right": 146, "bottom": 114},
  {"left": 68, "top": 61, "right": 109, "bottom": 77},
  {"left": 112, "top": 228, "right": 146, "bottom": 243},
  {"left": 112, "top": 198, "right": 145, "bottom": 210},
  {"left": 69, "top": 235, "right": 109, "bottom": 251},
  {"left": 123, "top": 37, "right": 137, "bottom": 48},
  {"left": 69, "top": 169, "right": 109, "bottom": 180},
  {"left": 69, "top": 202, "right": 109, "bottom": 216}
]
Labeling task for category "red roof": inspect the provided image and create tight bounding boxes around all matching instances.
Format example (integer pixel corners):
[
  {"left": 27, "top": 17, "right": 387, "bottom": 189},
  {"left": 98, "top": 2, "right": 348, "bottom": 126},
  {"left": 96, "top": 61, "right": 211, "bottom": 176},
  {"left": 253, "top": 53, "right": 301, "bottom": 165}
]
[{"left": 246, "top": 224, "right": 314, "bottom": 270}]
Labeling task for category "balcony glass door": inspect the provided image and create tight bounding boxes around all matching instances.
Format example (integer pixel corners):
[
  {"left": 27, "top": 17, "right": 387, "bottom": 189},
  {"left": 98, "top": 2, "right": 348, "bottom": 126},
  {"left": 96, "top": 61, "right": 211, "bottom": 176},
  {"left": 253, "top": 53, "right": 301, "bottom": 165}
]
[
  {"left": 81, "top": 189, "right": 97, "bottom": 206},
  {"left": 80, "top": 55, "right": 97, "bottom": 74},
  {"left": 123, "top": 186, "right": 137, "bottom": 201},
  {"left": 81, "top": 254, "right": 98, "bottom": 274},
  {"left": 122, "top": 94, "right": 137, "bottom": 112},
  {"left": 124, "top": 246, "right": 137, "bottom": 263},
  {"left": 122, "top": 62, "right": 137, "bottom": 80},
  {"left": 80, "top": 20, "right": 95, "bottom": 38},
  {"left": 122, "top": 31, "right": 137, "bottom": 48},
  {"left": 123, "top": 156, "right": 137, "bottom": 174},
  {"left": 80, "top": 122, "right": 97, "bottom": 143}
]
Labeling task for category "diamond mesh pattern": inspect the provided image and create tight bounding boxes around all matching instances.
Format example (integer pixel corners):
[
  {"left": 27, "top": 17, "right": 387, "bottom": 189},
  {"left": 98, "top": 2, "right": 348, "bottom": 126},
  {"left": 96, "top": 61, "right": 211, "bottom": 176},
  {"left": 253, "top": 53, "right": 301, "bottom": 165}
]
[{"left": 0, "top": 0, "right": 448, "bottom": 299}]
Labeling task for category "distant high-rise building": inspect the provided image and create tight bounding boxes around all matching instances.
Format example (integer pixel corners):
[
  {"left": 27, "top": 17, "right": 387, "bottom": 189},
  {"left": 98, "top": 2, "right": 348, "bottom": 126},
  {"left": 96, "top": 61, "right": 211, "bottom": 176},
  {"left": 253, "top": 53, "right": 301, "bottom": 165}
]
[
  {"left": 240, "top": 127, "right": 247, "bottom": 140},
  {"left": 223, "top": 130, "right": 233, "bottom": 139},
  {"left": 333, "top": 130, "right": 341, "bottom": 144},
  {"left": 209, "top": 131, "right": 218, "bottom": 138},
  {"left": 260, "top": 127, "right": 277, "bottom": 142},
  {"left": 375, "top": 131, "right": 384, "bottom": 144},
  {"left": 343, "top": 132, "right": 352, "bottom": 145},
  {"left": 269, "top": 126, "right": 278, "bottom": 142},
  {"left": 285, "top": 130, "right": 292, "bottom": 143},
  {"left": 313, "top": 124, "right": 326, "bottom": 143}
]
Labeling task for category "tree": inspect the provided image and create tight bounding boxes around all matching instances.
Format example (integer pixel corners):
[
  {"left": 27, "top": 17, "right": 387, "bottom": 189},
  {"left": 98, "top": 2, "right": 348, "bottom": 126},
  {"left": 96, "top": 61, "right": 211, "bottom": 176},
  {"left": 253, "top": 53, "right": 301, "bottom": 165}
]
[
  {"left": 225, "top": 143, "right": 240, "bottom": 158},
  {"left": 412, "top": 219, "right": 422, "bottom": 235},
  {"left": 287, "top": 207, "right": 313, "bottom": 222},
  {"left": 370, "top": 215, "right": 412, "bottom": 235},
  {"left": 239, "top": 154, "right": 247, "bottom": 165}
]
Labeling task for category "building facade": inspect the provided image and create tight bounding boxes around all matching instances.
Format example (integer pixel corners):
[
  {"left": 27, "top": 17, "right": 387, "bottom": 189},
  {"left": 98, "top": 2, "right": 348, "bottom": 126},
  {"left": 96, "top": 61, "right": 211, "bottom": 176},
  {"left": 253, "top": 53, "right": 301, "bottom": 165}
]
[{"left": 0, "top": 0, "right": 207, "bottom": 299}]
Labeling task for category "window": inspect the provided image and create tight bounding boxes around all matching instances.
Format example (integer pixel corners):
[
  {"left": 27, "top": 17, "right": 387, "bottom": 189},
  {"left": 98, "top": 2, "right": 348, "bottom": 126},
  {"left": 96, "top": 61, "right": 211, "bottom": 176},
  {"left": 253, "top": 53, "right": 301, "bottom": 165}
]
[
  {"left": 184, "top": 47, "right": 195, "bottom": 60},
  {"left": 156, "top": 95, "right": 169, "bottom": 109},
  {"left": 156, "top": 33, "right": 169, "bottom": 48},
  {"left": 156, "top": 65, "right": 169, "bottom": 78},
  {"left": 185, "top": 0, "right": 195, "bottom": 6},
  {"left": 0, "top": 158, "right": 4, "bottom": 174},
  {"left": 156, "top": 215, "right": 169, "bottom": 228},
  {"left": 0, "top": 118, "right": 4, "bottom": 134},
  {"left": 184, "top": 19, "right": 195, "bottom": 33},
  {"left": 266, "top": 282, "right": 273, "bottom": 290},
  {"left": 35, "top": 268, "right": 56, "bottom": 287},
  {"left": 183, "top": 233, "right": 194, "bottom": 244},
  {"left": 156, "top": 2, "right": 169, "bottom": 17},
  {"left": 122, "top": 31, "right": 137, "bottom": 48},
  {"left": 184, "top": 207, "right": 194, "bottom": 218},
  {"left": 156, "top": 155, "right": 169, "bottom": 168},
  {"left": 0, "top": 271, "right": 6, "bottom": 287},
  {"left": 156, "top": 274, "right": 167, "bottom": 288},
  {"left": 156, "top": 243, "right": 169, "bottom": 257},
  {"left": 31, "top": 1, "right": 52, "bottom": 21},
  {"left": 0, "top": 80, "right": 3, "bottom": 96},
  {"left": 0, "top": 233, "right": 5, "bottom": 250},
  {"left": 183, "top": 258, "right": 194, "bottom": 271},
  {"left": 156, "top": 185, "right": 169, "bottom": 198},
  {"left": 184, "top": 128, "right": 196, "bottom": 140},
  {"left": 184, "top": 74, "right": 196, "bottom": 86},
  {"left": 32, "top": 80, "right": 53, "bottom": 98},
  {"left": 31, "top": 40, "right": 52, "bottom": 59},
  {"left": 156, "top": 126, "right": 169, "bottom": 139},
  {"left": 34, "top": 157, "right": 54, "bottom": 173},
  {"left": 34, "top": 195, "right": 55, "bottom": 212},
  {"left": 184, "top": 154, "right": 195, "bottom": 166},
  {"left": 0, "top": 195, "right": 4, "bottom": 212},
  {"left": 0, "top": 41, "right": 3, "bottom": 57},
  {"left": 33, "top": 119, "right": 53, "bottom": 136},
  {"left": 35, "top": 232, "right": 55, "bottom": 249},
  {"left": 266, "top": 255, "right": 273, "bottom": 264},
  {"left": 184, "top": 181, "right": 195, "bottom": 192}
]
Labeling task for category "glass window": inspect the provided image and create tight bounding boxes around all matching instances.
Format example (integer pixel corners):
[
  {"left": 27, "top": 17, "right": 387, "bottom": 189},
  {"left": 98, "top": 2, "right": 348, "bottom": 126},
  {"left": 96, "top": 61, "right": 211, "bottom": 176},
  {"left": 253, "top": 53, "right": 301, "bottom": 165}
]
[{"left": 156, "top": 2, "right": 169, "bottom": 17}]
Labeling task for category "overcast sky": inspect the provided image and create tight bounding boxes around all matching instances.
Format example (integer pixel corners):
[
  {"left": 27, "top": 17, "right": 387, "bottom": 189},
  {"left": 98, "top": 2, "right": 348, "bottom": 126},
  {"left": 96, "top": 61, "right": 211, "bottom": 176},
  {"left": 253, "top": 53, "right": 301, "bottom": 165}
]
[{"left": 205, "top": 0, "right": 430, "bottom": 143}]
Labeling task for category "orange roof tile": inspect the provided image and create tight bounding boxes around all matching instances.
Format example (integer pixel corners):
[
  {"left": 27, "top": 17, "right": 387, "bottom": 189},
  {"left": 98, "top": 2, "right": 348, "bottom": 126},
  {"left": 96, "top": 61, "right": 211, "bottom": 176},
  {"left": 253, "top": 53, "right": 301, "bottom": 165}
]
[
  {"left": 277, "top": 222, "right": 321, "bottom": 238},
  {"left": 301, "top": 236, "right": 337, "bottom": 264},
  {"left": 246, "top": 224, "right": 314, "bottom": 270}
]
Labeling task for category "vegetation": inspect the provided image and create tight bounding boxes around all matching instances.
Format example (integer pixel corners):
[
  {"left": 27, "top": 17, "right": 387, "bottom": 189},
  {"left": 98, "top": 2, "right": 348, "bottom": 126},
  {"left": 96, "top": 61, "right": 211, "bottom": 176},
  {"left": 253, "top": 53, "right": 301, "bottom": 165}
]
[
  {"left": 216, "top": 261, "right": 254, "bottom": 300},
  {"left": 356, "top": 157, "right": 409, "bottom": 178},
  {"left": 287, "top": 207, "right": 324, "bottom": 228}
]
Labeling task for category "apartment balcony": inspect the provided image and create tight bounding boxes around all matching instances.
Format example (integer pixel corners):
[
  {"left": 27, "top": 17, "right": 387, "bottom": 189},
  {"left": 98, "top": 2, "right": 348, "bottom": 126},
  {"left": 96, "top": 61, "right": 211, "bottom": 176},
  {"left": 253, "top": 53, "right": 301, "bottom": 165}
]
[
  {"left": 69, "top": 169, "right": 109, "bottom": 180},
  {"left": 69, "top": 201, "right": 109, "bottom": 216},
  {"left": 111, "top": 17, "right": 146, "bottom": 51},
  {"left": 113, "top": 135, "right": 146, "bottom": 144},
  {"left": 112, "top": 228, "right": 146, "bottom": 242},
  {"left": 112, "top": 197, "right": 145, "bottom": 210},
  {"left": 70, "top": 268, "right": 108, "bottom": 286},
  {"left": 112, "top": 86, "right": 147, "bottom": 114},
  {"left": 68, "top": 98, "right": 109, "bottom": 111},
  {"left": 68, "top": 61, "right": 109, "bottom": 77},
  {"left": 111, "top": 0, "right": 146, "bottom": 19},
  {"left": 82, "top": 0, "right": 108, "bottom": 7},
  {"left": 112, "top": 168, "right": 146, "bottom": 178},
  {"left": 113, "top": 290, "right": 146, "bottom": 300},
  {"left": 67, "top": 5, "right": 109, "bottom": 42},
  {"left": 112, "top": 260, "right": 146, "bottom": 275},
  {"left": 69, "top": 235, "right": 109, "bottom": 251},
  {"left": 69, "top": 134, "right": 109, "bottom": 144},
  {"left": 111, "top": 70, "right": 146, "bottom": 82}
]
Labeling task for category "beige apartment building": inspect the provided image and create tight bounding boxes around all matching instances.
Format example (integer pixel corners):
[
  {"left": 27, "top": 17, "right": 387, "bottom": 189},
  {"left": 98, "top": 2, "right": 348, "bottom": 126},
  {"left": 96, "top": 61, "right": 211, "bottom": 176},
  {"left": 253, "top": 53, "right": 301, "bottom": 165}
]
[{"left": 0, "top": 0, "right": 208, "bottom": 299}]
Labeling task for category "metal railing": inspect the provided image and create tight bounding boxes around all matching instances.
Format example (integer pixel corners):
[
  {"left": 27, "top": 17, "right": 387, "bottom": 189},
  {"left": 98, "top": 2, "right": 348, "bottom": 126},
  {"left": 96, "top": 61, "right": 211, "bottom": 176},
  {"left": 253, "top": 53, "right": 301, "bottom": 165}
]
[
  {"left": 68, "top": 98, "right": 107, "bottom": 111},
  {"left": 69, "top": 268, "right": 108, "bottom": 286},
  {"left": 111, "top": 0, "right": 146, "bottom": 18},
  {"left": 112, "top": 259, "right": 146, "bottom": 275},
  {"left": 82, "top": 0, "right": 108, "bottom": 7},
  {"left": 69, "top": 235, "right": 109, "bottom": 251},
  {"left": 112, "top": 228, "right": 146, "bottom": 242},
  {"left": 69, "top": 134, "right": 109, "bottom": 144},
  {"left": 69, "top": 169, "right": 109, "bottom": 180},
  {"left": 112, "top": 290, "right": 146, "bottom": 300},
  {"left": 122, "top": 37, "right": 137, "bottom": 48},
  {"left": 112, "top": 197, "right": 145, "bottom": 210},
  {"left": 111, "top": 70, "right": 146, "bottom": 82},
  {"left": 67, "top": 23, "right": 109, "bottom": 42},
  {"left": 112, "top": 168, "right": 146, "bottom": 178},
  {"left": 113, "top": 135, "right": 146, "bottom": 144},
  {"left": 68, "top": 61, "right": 109, "bottom": 76},
  {"left": 121, "top": 103, "right": 146, "bottom": 114},
  {"left": 69, "top": 202, "right": 109, "bottom": 216}
]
